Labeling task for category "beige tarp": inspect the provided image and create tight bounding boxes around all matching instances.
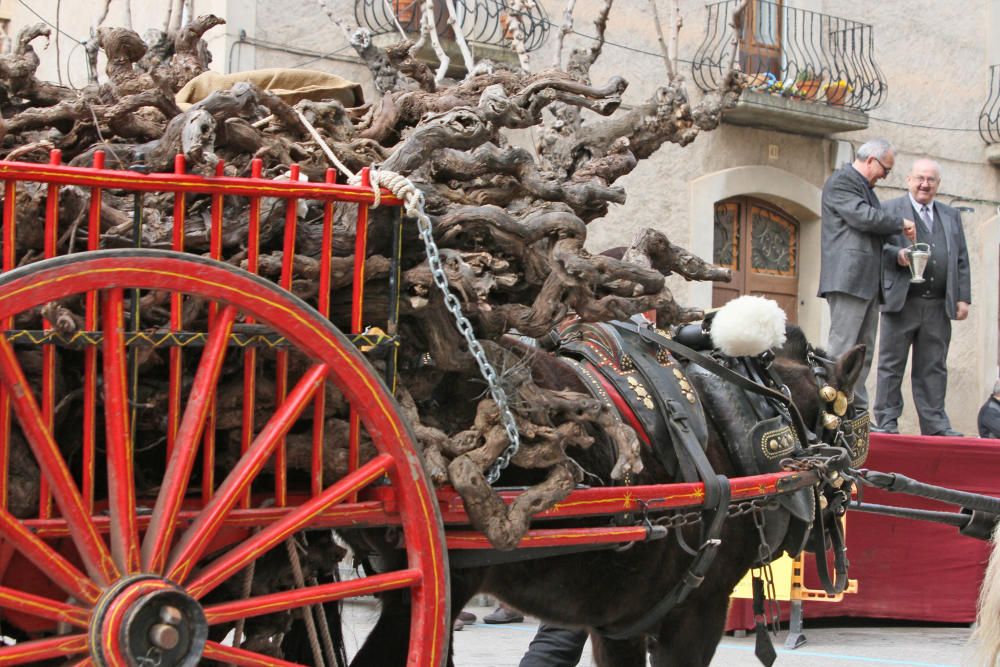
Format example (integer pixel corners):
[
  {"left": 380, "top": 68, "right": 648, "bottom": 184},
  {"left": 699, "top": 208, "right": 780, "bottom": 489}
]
[{"left": 175, "top": 68, "right": 364, "bottom": 109}]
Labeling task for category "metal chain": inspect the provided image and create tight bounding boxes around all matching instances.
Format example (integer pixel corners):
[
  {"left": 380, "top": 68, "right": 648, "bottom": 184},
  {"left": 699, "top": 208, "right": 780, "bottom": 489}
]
[
  {"left": 653, "top": 509, "right": 703, "bottom": 530},
  {"left": 751, "top": 509, "right": 781, "bottom": 634},
  {"left": 355, "top": 168, "right": 521, "bottom": 484},
  {"left": 729, "top": 497, "right": 780, "bottom": 518},
  {"left": 651, "top": 496, "right": 780, "bottom": 533}
]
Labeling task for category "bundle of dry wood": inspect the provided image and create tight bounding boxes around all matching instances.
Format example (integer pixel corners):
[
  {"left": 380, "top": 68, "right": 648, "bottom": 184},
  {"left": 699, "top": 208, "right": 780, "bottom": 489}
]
[{"left": 0, "top": 2, "right": 747, "bottom": 549}]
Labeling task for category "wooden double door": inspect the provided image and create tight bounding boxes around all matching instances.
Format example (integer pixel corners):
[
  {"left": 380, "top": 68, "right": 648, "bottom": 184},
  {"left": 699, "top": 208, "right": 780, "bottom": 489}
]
[{"left": 712, "top": 196, "right": 800, "bottom": 324}]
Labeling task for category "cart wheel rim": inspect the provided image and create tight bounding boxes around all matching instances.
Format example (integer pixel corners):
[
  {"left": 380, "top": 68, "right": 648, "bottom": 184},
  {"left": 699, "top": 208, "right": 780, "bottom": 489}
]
[{"left": 0, "top": 250, "right": 450, "bottom": 667}]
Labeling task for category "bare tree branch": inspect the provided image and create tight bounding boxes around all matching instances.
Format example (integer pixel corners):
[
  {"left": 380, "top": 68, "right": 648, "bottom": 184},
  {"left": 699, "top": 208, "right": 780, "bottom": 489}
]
[
  {"left": 649, "top": 0, "right": 674, "bottom": 81},
  {"left": 505, "top": 0, "right": 532, "bottom": 72},
  {"left": 168, "top": 0, "right": 184, "bottom": 33},
  {"left": 579, "top": 0, "right": 613, "bottom": 74},
  {"left": 317, "top": 0, "right": 406, "bottom": 94},
  {"left": 443, "top": 0, "right": 476, "bottom": 75},
  {"left": 727, "top": 0, "right": 749, "bottom": 73},
  {"left": 381, "top": 0, "right": 409, "bottom": 40},
  {"left": 422, "top": 0, "right": 450, "bottom": 82},
  {"left": 669, "top": 0, "right": 683, "bottom": 78},
  {"left": 162, "top": 0, "right": 174, "bottom": 33},
  {"left": 553, "top": 0, "right": 576, "bottom": 70},
  {"left": 85, "top": 1, "right": 112, "bottom": 84}
]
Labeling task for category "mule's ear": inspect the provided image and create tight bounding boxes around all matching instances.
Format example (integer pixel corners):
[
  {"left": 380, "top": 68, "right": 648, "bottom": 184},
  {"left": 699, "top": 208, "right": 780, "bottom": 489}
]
[{"left": 836, "top": 344, "right": 866, "bottom": 390}]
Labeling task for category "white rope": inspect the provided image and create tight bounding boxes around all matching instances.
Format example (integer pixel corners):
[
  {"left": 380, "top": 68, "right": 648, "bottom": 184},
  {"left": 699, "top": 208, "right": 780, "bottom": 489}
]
[
  {"left": 293, "top": 108, "right": 357, "bottom": 180},
  {"left": 349, "top": 168, "right": 423, "bottom": 215}
]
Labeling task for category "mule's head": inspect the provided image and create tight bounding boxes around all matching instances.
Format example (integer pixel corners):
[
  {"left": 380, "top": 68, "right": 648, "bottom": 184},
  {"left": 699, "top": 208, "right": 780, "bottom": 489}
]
[{"left": 775, "top": 327, "right": 869, "bottom": 466}]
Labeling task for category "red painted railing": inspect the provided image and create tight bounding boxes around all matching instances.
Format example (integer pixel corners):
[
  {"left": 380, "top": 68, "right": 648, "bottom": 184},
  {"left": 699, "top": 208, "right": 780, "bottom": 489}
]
[{"left": 0, "top": 151, "right": 399, "bottom": 531}]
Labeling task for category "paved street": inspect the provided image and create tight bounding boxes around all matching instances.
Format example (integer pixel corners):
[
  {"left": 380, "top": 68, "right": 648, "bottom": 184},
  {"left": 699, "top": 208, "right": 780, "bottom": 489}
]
[{"left": 343, "top": 599, "right": 979, "bottom": 666}]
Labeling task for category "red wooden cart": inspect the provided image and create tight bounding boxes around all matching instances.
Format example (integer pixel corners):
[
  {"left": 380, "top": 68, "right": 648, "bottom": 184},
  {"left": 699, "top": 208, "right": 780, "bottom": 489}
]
[{"left": 0, "top": 153, "right": 829, "bottom": 666}]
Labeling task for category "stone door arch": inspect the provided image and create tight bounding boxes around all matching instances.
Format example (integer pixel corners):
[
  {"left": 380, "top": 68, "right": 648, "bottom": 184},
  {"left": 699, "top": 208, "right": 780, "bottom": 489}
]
[{"left": 712, "top": 196, "right": 800, "bottom": 323}]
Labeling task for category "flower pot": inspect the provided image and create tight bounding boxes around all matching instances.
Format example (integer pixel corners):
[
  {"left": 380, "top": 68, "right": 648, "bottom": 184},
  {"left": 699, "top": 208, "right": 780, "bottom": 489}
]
[
  {"left": 795, "top": 79, "right": 821, "bottom": 100},
  {"left": 825, "top": 82, "right": 850, "bottom": 106},
  {"left": 395, "top": 0, "right": 420, "bottom": 20}
]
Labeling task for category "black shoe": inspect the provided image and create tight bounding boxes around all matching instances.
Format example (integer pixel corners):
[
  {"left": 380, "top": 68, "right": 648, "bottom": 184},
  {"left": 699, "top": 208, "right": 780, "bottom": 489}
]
[
  {"left": 483, "top": 606, "right": 524, "bottom": 624},
  {"left": 930, "top": 428, "right": 963, "bottom": 437},
  {"left": 457, "top": 610, "right": 477, "bottom": 623},
  {"left": 871, "top": 424, "right": 899, "bottom": 434}
]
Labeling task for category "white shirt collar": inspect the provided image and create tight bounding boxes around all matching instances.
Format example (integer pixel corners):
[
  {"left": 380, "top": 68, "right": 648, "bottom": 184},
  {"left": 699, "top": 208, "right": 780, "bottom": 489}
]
[{"left": 909, "top": 193, "right": 934, "bottom": 221}]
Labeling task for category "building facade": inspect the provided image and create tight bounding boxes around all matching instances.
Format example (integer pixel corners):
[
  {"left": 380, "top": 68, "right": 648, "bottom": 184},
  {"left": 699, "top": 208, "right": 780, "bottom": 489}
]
[{"left": 10, "top": 0, "right": 1000, "bottom": 435}]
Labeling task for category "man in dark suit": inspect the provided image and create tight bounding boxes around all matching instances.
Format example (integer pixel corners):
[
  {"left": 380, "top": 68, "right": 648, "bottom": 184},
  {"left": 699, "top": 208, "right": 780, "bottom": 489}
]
[
  {"left": 873, "top": 158, "right": 971, "bottom": 436},
  {"left": 819, "top": 139, "right": 917, "bottom": 412},
  {"left": 979, "top": 379, "right": 1000, "bottom": 439}
]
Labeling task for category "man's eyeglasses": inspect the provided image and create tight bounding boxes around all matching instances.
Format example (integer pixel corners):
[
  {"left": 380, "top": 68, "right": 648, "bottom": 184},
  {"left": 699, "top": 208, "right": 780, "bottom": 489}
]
[{"left": 872, "top": 157, "right": 892, "bottom": 176}]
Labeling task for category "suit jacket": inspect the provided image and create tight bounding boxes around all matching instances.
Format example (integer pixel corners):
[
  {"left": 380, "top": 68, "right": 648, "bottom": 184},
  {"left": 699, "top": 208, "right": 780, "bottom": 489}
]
[
  {"left": 980, "top": 396, "right": 1000, "bottom": 439},
  {"left": 879, "top": 196, "right": 971, "bottom": 317},
  {"left": 818, "top": 163, "right": 905, "bottom": 301}
]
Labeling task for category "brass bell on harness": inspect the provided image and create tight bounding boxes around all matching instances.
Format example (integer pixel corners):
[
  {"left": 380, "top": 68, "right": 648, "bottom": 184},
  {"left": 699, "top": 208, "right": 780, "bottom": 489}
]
[
  {"left": 819, "top": 385, "right": 837, "bottom": 402},
  {"left": 822, "top": 412, "right": 841, "bottom": 430},
  {"left": 833, "top": 391, "right": 849, "bottom": 417}
]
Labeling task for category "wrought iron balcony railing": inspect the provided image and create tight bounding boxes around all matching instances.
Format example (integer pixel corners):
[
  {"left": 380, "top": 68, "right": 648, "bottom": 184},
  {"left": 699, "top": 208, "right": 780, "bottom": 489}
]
[
  {"left": 692, "top": 0, "right": 886, "bottom": 113},
  {"left": 980, "top": 65, "right": 1000, "bottom": 145},
  {"left": 355, "top": 0, "right": 549, "bottom": 52}
]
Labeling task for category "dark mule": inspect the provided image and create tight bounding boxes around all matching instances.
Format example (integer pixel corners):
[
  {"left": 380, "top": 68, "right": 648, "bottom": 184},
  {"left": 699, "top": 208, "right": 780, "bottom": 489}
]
[{"left": 348, "top": 325, "right": 865, "bottom": 667}]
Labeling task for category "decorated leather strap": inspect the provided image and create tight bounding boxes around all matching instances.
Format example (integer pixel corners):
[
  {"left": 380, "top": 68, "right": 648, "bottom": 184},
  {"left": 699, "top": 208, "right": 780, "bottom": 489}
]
[{"left": 611, "top": 321, "right": 813, "bottom": 452}]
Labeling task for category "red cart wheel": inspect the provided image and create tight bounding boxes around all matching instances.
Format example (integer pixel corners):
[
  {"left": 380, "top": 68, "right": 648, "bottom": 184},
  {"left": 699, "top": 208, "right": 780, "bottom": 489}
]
[{"left": 0, "top": 250, "right": 448, "bottom": 666}]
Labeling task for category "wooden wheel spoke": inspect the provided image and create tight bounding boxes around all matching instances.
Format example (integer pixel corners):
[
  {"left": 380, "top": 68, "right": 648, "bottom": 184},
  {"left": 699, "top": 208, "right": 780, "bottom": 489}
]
[
  {"left": 100, "top": 289, "right": 141, "bottom": 574},
  {"left": 0, "top": 336, "right": 117, "bottom": 586},
  {"left": 185, "top": 453, "right": 393, "bottom": 599},
  {"left": 0, "top": 508, "right": 100, "bottom": 603},
  {"left": 203, "top": 568, "right": 421, "bottom": 626},
  {"left": 202, "top": 641, "right": 308, "bottom": 667},
  {"left": 141, "top": 304, "right": 238, "bottom": 573},
  {"left": 0, "top": 585, "right": 90, "bottom": 628},
  {"left": 0, "top": 633, "right": 88, "bottom": 664},
  {"left": 165, "top": 364, "right": 329, "bottom": 583}
]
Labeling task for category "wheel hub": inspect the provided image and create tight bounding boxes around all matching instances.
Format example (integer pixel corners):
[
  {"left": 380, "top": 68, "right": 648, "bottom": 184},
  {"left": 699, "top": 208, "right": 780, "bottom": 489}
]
[{"left": 91, "top": 575, "right": 207, "bottom": 667}]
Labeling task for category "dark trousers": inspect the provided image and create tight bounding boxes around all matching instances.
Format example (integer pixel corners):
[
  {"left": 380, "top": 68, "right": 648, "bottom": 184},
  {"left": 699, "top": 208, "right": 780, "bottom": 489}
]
[
  {"left": 874, "top": 297, "right": 953, "bottom": 434},
  {"left": 519, "top": 624, "right": 588, "bottom": 667},
  {"left": 826, "top": 292, "right": 880, "bottom": 412}
]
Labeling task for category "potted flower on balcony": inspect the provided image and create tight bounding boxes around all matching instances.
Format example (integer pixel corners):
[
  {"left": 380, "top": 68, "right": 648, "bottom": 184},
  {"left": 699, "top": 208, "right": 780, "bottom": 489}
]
[
  {"left": 792, "top": 67, "right": 822, "bottom": 100},
  {"left": 747, "top": 72, "right": 778, "bottom": 90},
  {"left": 823, "top": 79, "right": 853, "bottom": 106}
]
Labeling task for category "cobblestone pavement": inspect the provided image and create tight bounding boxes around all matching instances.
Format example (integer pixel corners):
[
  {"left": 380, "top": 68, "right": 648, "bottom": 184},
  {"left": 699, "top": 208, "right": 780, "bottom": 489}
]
[{"left": 343, "top": 600, "right": 978, "bottom": 666}]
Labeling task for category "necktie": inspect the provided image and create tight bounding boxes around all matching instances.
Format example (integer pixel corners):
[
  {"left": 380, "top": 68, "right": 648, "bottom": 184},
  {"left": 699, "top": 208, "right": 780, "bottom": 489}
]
[{"left": 920, "top": 205, "right": 932, "bottom": 233}]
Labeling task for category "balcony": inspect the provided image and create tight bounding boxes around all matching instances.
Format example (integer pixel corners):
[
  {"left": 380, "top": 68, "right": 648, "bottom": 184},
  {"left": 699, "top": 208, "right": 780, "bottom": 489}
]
[
  {"left": 355, "top": 0, "right": 550, "bottom": 75},
  {"left": 981, "top": 65, "right": 1000, "bottom": 164},
  {"left": 692, "top": 0, "right": 887, "bottom": 137}
]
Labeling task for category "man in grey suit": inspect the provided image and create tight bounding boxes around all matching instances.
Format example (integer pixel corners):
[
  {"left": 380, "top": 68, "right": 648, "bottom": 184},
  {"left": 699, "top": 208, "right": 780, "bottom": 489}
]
[
  {"left": 819, "top": 139, "right": 917, "bottom": 412},
  {"left": 873, "top": 158, "right": 970, "bottom": 436}
]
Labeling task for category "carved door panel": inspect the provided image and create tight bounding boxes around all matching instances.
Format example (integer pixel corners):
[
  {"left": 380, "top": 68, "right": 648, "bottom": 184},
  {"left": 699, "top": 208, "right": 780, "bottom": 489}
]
[{"left": 712, "top": 197, "right": 799, "bottom": 324}]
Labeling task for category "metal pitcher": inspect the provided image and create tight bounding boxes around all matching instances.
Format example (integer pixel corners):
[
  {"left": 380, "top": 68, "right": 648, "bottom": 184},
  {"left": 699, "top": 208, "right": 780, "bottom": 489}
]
[{"left": 908, "top": 243, "right": 931, "bottom": 283}]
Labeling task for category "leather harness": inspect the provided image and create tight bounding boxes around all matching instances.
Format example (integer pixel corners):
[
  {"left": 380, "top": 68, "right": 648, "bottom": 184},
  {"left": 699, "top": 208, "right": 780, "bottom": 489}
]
[{"left": 552, "top": 318, "right": 827, "bottom": 639}]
